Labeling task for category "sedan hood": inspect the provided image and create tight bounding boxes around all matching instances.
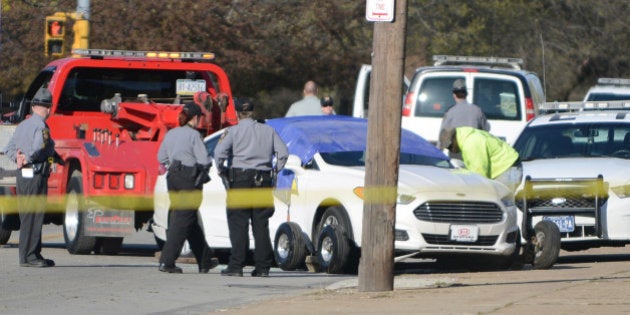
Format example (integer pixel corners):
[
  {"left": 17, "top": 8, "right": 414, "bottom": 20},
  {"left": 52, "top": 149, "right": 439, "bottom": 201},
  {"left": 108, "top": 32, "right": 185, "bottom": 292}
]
[{"left": 397, "top": 165, "right": 505, "bottom": 198}]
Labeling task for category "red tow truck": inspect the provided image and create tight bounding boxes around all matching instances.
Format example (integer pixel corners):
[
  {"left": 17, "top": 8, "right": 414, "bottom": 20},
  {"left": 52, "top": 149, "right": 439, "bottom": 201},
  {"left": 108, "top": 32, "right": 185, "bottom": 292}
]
[{"left": 0, "top": 49, "right": 237, "bottom": 254}]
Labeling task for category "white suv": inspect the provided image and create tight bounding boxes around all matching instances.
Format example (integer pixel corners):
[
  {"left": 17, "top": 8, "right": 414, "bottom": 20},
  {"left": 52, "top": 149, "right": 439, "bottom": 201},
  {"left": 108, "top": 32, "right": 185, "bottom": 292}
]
[
  {"left": 402, "top": 55, "right": 545, "bottom": 145},
  {"left": 583, "top": 78, "right": 630, "bottom": 101}
]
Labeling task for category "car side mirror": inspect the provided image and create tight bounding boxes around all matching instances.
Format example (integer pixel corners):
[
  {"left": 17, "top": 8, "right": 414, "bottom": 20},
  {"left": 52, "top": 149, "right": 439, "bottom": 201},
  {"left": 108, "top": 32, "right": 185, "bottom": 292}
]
[{"left": 283, "top": 154, "right": 304, "bottom": 175}]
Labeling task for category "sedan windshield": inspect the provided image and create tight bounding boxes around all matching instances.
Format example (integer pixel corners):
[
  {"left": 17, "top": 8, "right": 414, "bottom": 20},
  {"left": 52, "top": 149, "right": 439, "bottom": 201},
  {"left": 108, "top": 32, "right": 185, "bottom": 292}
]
[
  {"left": 320, "top": 151, "right": 452, "bottom": 168},
  {"left": 514, "top": 123, "right": 630, "bottom": 160}
]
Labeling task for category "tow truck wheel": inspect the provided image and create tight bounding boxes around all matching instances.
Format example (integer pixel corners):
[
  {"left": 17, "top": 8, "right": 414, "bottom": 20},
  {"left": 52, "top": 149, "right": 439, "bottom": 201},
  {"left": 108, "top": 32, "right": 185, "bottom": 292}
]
[
  {"left": 0, "top": 187, "right": 17, "bottom": 244},
  {"left": 0, "top": 214, "right": 12, "bottom": 244},
  {"left": 63, "top": 170, "right": 96, "bottom": 254},
  {"left": 317, "top": 225, "right": 350, "bottom": 274},
  {"left": 531, "top": 221, "right": 561, "bottom": 269},
  {"left": 274, "top": 222, "right": 308, "bottom": 271}
]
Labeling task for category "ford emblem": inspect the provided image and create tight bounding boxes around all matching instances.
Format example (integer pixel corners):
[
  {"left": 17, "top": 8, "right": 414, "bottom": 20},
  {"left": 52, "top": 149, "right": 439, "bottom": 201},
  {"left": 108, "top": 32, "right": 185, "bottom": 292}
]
[{"left": 551, "top": 197, "right": 567, "bottom": 205}]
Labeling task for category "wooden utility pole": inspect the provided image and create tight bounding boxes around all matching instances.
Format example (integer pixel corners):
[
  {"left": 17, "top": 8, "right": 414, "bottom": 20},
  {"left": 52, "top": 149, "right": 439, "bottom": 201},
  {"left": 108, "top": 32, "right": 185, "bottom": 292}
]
[{"left": 359, "top": 0, "right": 408, "bottom": 292}]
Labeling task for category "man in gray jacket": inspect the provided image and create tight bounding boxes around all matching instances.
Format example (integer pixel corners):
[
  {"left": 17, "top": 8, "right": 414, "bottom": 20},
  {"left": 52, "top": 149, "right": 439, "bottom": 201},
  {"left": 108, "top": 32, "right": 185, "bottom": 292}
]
[
  {"left": 438, "top": 79, "right": 490, "bottom": 155},
  {"left": 285, "top": 81, "right": 322, "bottom": 116}
]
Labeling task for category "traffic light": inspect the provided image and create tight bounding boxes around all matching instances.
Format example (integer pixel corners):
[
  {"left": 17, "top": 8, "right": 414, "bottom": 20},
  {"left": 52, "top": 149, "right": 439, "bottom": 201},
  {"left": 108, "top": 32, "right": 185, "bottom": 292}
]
[{"left": 45, "top": 16, "right": 66, "bottom": 57}]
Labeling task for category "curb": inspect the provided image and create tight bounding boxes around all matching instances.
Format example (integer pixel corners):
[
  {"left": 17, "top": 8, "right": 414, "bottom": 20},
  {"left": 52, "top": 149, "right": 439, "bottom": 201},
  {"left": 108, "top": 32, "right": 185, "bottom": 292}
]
[{"left": 325, "top": 276, "right": 458, "bottom": 291}]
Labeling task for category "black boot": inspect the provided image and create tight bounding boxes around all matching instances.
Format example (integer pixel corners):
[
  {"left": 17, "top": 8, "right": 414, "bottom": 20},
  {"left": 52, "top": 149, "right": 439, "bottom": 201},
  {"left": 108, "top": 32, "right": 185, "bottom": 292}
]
[
  {"left": 159, "top": 264, "right": 183, "bottom": 273},
  {"left": 198, "top": 246, "right": 219, "bottom": 273}
]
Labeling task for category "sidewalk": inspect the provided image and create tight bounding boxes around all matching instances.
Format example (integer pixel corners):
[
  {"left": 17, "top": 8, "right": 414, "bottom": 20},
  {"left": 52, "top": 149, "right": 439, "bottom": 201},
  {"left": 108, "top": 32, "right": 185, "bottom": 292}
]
[{"left": 214, "top": 250, "right": 630, "bottom": 314}]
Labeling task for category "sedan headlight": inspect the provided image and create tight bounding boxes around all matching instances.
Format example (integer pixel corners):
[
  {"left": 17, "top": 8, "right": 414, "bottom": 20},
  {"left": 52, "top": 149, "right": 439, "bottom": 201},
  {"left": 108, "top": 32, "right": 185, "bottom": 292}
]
[
  {"left": 396, "top": 194, "right": 416, "bottom": 205},
  {"left": 353, "top": 187, "right": 416, "bottom": 205},
  {"left": 611, "top": 185, "right": 630, "bottom": 198}
]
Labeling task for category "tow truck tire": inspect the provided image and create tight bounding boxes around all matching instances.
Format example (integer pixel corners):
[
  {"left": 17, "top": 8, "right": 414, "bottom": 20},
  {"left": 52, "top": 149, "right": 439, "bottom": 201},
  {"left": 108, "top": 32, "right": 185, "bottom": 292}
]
[
  {"left": 532, "top": 221, "right": 561, "bottom": 269},
  {"left": 274, "top": 222, "right": 308, "bottom": 271},
  {"left": 0, "top": 230, "right": 10, "bottom": 244},
  {"left": 63, "top": 170, "right": 96, "bottom": 255},
  {"left": 317, "top": 225, "right": 350, "bottom": 274},
  {"left": 0, "top": 187, "right": 17, "bottom": 244},
  {"left": 0, "top": 220, "right": 11, "bottom": 244}
]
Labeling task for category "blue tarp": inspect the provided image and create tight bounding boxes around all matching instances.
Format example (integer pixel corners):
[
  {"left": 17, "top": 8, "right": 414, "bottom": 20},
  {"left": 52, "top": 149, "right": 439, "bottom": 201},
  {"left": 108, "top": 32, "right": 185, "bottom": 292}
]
[
  {"left": 266, "top": 116, "right": 448, "bottom": 191},
  {"left": 267, "top": 115, "right": 447, "bottom": 164}
]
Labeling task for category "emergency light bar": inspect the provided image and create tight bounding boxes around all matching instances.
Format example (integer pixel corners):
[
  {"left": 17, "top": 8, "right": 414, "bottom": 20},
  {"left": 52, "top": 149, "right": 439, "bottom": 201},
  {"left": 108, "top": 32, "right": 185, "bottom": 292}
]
[
  {"left": 72, "top": 49, "right": 215, "bottom": 61},
  {"left": 597, "top": 78, "right": 630, "bottom": 87},
  {"left": 433, "top": 55, "right": 523, "bottom": 70},
  {"left": 540, "top": 101, "right": 630, "bottom": 112}
]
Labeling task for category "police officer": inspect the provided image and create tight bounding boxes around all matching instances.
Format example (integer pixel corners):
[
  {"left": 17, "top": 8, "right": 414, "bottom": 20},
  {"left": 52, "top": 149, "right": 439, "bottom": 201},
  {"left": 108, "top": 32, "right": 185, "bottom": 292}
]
[
  {"left": 214, "top": 99, "right": 288, "bottom": 277},
  {"left": 4, "top": 87, "right": 59, "bottom": 267},
  {"left": 438, "top": 79, "right": 490, "bottom": 158},
  {"left": 157, "top": 102, "right": 217, "bottom": 274}
]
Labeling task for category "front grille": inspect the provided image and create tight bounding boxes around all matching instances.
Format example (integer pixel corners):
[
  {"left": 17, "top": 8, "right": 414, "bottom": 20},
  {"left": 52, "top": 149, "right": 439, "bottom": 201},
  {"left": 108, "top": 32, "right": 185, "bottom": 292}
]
[
  {"left": 516, "top": 197, "right": 600, "bottom": 209},
  {"left": 422, "top": 233, "right": 498, "bottom": 246},
  {"left": 413, "top": 201, "right": 503, "bottom": 223}
]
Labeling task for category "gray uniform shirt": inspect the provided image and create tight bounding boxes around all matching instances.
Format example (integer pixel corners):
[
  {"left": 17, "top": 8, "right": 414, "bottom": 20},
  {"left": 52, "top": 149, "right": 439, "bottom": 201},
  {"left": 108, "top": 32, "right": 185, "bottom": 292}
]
[
  {"left": 157, "top": 125, "right": 208, "bottom": 167},
  {"left": 440, "top": 99, "right": 490, "bottom": 133},
  {"left": 214, "top": 118, "right": 288, "bottom": 171},
  {"left": 285, "top": 96, "right": 322, "bottom": 117},
  {"left": 4, "top": 113, "right": 55, "bottom": 164}
]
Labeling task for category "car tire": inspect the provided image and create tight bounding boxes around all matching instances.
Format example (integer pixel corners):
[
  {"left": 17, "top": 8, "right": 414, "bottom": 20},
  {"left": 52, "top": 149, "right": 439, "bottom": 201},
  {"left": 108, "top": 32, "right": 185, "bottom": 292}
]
[
  {"left": 317, "top": 225, "right": 350, "bottom": 274},
  {"left": 316, "top": 206, "right": 360, "bottom": 273},
  {"left": 63, "top": 169, "right": 96, "bottom": 254},
  {"left": 274, "top": 222, "right": 308, "bottom": 271},
  {"left": 531, "top": 220, "right": 561, "bottom": 269},
  {"left": 315, "top": 206, "right": 352, "bottom": 247}
]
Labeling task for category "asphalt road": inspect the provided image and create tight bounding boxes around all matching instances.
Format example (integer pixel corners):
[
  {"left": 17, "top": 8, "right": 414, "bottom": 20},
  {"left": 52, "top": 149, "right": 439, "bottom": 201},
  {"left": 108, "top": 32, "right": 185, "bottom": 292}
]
[
  {"left": 4, "top": 225, "right": 630, "bottom": 314},
  {"left": 0, "top": 225, "right": 353, "bottom": 315}
]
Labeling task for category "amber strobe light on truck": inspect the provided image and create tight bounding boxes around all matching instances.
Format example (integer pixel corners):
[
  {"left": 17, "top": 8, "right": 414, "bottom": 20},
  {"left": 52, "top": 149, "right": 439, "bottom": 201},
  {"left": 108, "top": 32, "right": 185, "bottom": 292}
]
[{"left": 72, "top": 49, "right": 215, "bottom": 61}]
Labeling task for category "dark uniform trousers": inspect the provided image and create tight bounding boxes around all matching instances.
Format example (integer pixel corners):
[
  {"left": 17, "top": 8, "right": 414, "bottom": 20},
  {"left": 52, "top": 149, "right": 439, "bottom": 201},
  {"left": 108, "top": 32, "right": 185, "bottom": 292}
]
[
  {"left": 16, "top": 170, "right": 48, "bottom": 264},
  {"left": 160, "top": 166, "right": 213, "bottom": 269},
  {"left": 226, "top": 168, "right": 275, "bottom": 271}
]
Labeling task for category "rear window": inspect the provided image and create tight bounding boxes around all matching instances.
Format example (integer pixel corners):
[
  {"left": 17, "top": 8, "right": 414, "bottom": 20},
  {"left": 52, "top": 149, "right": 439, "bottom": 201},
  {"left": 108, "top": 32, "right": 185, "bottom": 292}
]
[
  {"left": 586, "top": 93, "right": 630, "bottom": 101},
  {"left": 414, "top": 77, "right": 462, "bottom": 117},
  {"left": 473, "top": 78, "right": 521, "bottom": 120},
  {"left": 414, "top": 76, "right": 522, "bottom": 120},
  {"left": 58, "top": 68, "right": 217, "bottom": 112}
]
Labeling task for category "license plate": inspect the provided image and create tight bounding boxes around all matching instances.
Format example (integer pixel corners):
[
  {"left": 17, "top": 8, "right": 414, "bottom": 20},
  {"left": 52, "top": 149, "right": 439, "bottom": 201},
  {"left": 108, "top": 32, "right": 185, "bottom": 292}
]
[
  {"left": 176, "top": 79, "right": 206, "bottom": 95},
  {"left": 543, "top": 215, "right": 575, "bottom": 233},
  {"left": 450, "top": 225, "right": 479, "bottom": 242}
]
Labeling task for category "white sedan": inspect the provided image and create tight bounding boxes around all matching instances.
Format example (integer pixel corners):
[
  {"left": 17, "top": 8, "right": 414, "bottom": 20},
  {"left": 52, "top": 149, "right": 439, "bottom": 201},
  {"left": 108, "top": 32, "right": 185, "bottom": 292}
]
[{"left": 152, "top": 116, "right": 519, "bottom": 273}]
